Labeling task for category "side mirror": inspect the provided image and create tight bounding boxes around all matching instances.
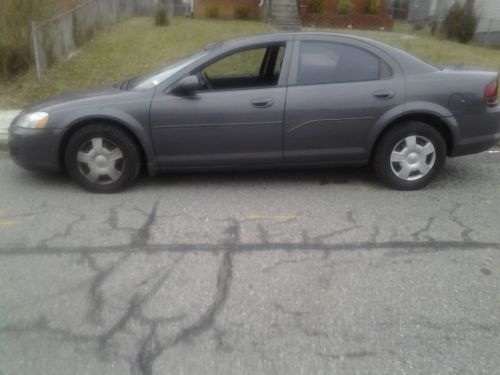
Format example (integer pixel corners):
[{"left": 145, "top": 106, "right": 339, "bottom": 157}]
[{"left": 171, "top": 75, "right": 201, "bottom": 95}]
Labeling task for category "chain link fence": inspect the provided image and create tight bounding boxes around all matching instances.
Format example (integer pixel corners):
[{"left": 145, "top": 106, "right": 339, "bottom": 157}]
[{"left": 31, "top": 0, "right": 165, "bottom": 80}]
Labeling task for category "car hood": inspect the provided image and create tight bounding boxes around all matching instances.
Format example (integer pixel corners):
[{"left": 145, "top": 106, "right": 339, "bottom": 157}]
[{"left": 24, "top": 85, "right": 135, "bottom": 113}]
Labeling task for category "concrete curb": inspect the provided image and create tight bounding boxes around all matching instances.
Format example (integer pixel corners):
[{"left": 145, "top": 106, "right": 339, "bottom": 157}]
[{"left": 0, "top": 110, "right": 20, "bottom": 152}]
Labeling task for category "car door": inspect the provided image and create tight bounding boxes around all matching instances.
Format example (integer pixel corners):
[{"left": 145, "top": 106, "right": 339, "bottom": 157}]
[
  {"left": 150, "top": 42, "right": 291, "bottom": 167},
  {"left": 284, "top": 36, "right": 405, "bottom": 163}
]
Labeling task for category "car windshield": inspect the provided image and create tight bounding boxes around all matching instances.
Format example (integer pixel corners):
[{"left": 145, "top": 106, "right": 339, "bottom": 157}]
[{"left": 127, "top": 50, "right": 209, "bottom": 90}]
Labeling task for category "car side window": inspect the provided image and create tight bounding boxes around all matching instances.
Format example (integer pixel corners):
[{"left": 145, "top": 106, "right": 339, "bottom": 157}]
[
  {"left": 297, "top": 41, "right": 386, "bottom": 85},
  {"left": 199, "top": 45, "right": 286, "bottom": 91},
  {"left": 204, "top": 48, "right": 267, "bottom": 78}
]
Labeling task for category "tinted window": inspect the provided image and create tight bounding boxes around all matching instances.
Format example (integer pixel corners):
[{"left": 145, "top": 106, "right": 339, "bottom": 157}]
[{"left": 297, "top": 41, "right": 382, "bottom": 85}]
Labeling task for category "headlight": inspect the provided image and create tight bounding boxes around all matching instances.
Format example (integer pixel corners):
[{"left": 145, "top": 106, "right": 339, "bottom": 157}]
[{"left": 16, "top": 112, "right": 49, "bottom": 129}]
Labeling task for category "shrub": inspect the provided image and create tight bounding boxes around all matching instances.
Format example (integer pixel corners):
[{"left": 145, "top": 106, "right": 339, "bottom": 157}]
[
  {"left": 444, "top": 0, "right": 477, "bottom": 44},
  {"left": 206, "top": 5, "right": 220, "bottom": 18},
  {"left": 445, "top": 2, "right": 463, "bottom": 39},
  {"left": 234, "top": 6, "right": 251, "bottom": 19},
  {"left": 0, "top": 45, "right": 30, "bottom": 77},
  {"left": 337, "top": 0, "right": 354, "bottom": 14},
  {"left": 413, "top": 22, "right": 424, "bottom": 31},
  {"left": 307, "top": 0, "right": 325, "bottom": 13},
  {"left": 365, "top": 0, "right": 380, "bottom": 15},
  {"left": 155, "top": 0, "right": 169, "bottom": 26},
  {"left": 456, "top": 1, "right": 478, "bottom": 43},
  {"left": 0, "top": 0, "right": 57, "bottom": 78}
]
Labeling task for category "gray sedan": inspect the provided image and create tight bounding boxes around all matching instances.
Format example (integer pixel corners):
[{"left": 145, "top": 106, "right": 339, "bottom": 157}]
[{"left": 8, "top": 32, "right": 500, "bottom": 192}]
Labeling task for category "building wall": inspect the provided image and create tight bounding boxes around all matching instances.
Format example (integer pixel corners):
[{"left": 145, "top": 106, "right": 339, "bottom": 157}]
[
  {"left": 476, "top": 0, "right": 500, "bottom": 33},
  {"left": 407, "top": 0, "right": 430, "bottom": 22},
  {"left": 408, "top": 0, "right": 457, "bottom": 23}
]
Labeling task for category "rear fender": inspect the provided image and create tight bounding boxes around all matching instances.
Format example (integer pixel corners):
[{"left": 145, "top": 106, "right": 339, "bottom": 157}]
[{"left": 368, "top": 101, "right": 460, "bottom": 151}]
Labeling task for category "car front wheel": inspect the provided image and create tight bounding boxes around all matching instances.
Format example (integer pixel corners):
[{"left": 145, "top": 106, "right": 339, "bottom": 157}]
[
  {"left": 65, "top": 124, "right": 141, "bottom": 193},
  {"left": 373, "top": 121, "right": 447, "bottom": 190}
]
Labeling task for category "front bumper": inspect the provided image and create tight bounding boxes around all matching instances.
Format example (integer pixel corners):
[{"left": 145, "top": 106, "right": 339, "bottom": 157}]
[{"left": 9, "top": 126, "right": 64, "bottom": 172}]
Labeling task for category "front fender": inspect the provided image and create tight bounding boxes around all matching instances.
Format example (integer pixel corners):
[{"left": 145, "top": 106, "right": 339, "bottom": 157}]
[{"left": 57, "top": 108, "right": 156, "bottom": 172}]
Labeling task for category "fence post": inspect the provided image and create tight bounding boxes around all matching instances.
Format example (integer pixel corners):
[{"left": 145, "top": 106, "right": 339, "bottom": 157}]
[{"left": 31, "top": 21, "right": 42, "bottom": 81}]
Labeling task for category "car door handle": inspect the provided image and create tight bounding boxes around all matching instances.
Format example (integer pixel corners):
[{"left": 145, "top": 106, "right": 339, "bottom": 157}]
[
  {"left": 251, "top": 97, "right": 274, "bottom": 108},
  {"left": 373, "top": 90, "right": 395, "bottom": 100}
]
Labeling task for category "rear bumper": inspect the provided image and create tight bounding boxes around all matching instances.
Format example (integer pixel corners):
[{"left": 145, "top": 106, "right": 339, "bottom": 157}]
[
  {"left": 451, "top": 132, "right": 500, "bottom": 156},
  {"left": 9, "top": 126, "right": 63, "bottom": 172},
  {"left": 451, "top": 108, "right": 500, "bottom": 156}
]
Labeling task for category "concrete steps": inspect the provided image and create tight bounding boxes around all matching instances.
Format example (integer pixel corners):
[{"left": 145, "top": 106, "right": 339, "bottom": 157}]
[{"left": 269, "top": 0, "right": 301, "bottom": 30}]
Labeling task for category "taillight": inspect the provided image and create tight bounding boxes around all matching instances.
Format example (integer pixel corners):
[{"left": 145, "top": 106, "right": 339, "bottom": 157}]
[{"left": 484, "top": 77, "right": 498, "bottom": 107}]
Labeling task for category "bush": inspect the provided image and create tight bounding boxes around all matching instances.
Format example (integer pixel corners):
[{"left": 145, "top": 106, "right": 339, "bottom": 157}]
[
  {"left": 365, "top": 0, "right": 380, "bottom": 15},
  {"left": 307, "top": 0, "right": 325, "bottom": 13},
  {"left": 445, "top": 2, "right": 463, "bottom": 39},
  {"left": 155, "top": 0, "right": 169, "bottom": 26},
  {"left": 337, "top": 0, "right": 354, "bottom": 14},
  {"left": 206, "top": 5, "right": 220, "bottom": 18},
  {"left": 0, "top": 45, "right": 30, "bottom": 77},
  {"left": 456, "top": 1, "right": 478, "bottom": 43},
  {"left": 0, "top": 0, "right": 57, "bottom": 78},
  {"left": 234, "top": 6, "right": 251, "bottom": 19},
  {"left": 444, "top": 0, "right": 477, "bottom": 44}
]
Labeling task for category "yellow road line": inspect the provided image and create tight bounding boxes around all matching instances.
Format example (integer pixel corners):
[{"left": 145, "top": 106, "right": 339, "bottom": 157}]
[
  {"left": 245, "top": 213, "right": 299, "bottom": 221},
  {"left": 0, "top": 220, "right": 19, "bottom": 227}
]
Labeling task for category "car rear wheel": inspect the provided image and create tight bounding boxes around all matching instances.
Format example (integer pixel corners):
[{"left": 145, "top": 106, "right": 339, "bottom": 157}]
[
  {"left": 65, "top": 124, "right": 141, "bottom": 193},
  {"left": 373, "top": 121, "right": 446, "bottom": 190}
]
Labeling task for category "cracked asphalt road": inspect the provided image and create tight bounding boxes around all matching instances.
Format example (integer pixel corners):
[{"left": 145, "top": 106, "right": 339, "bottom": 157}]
[{"left": 0, "top": 150, "right": 499, "bottom": 375}]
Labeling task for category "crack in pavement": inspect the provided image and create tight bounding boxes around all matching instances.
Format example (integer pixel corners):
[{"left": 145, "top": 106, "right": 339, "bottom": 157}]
[
  {"left": 0, "top": 215, "right": 498, "bottom": 374},
  {"left": 82, "top": 253, "right": 132, "bottom": 325},
  {"left": 412, "top": 216, "right": 437, "bottom": 242},
  {"left": 132, "top": 219, "right": 238, "bottom": 375},
  {"left": 39, "top": 211, "right": 86, "bottom": 248},
  {"left": 0, "top": 217, "right": 241, "bottom": 375},
  {"left": 445, "top": 202, "right": 475, "bottom": 243},
  {"left": 131, "top": 201, "right": 159, "bottom": 247},
  {"left": 0, "top": 256, "right": 184, "bottom": 374}
]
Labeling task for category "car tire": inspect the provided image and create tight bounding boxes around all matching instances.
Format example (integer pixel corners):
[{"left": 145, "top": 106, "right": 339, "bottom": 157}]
[
  {"left": 373, "top": 121, "right": 447, "bottom": 190},
  {"left": 65, "top": 124, "right": 141, "bottom": 193}
]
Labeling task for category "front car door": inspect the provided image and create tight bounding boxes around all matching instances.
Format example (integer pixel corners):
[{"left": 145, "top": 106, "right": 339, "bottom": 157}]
[
  {"left": 150, "top": 37, "right": 293, "bottom": 167},
  {"left": 284, "top": 35, "right": 405, "bottom": 163}
]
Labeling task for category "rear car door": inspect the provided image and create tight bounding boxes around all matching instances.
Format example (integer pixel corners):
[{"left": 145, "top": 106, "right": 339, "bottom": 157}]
[
  {"left": 284, "top": 35, "right": 405, "bottom": 163},
  {"left": 150, "top": 41, "right": 292, "bottom": 167}
]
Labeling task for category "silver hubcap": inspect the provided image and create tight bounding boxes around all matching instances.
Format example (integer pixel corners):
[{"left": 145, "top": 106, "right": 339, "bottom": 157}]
[
  {"left": 77, "top": 137, "right": 125, "bottom": 184},
  {"left": 390, "top": 135, "right": 436, "bottom": 181}
]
